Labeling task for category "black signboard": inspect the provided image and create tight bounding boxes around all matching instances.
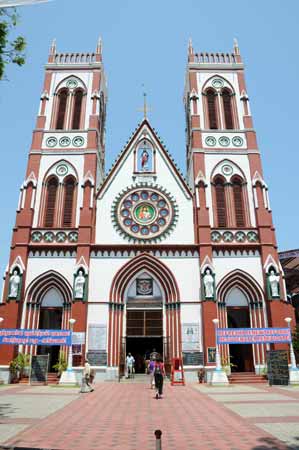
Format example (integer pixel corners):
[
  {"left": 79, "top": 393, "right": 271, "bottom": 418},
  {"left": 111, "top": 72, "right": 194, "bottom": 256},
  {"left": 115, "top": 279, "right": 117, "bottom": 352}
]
[
  {"left": 182, "top": 351, "right": 204, "bottom": 366},
  {"left": 266, "top": 350, "right": 289, "bottom": 386},
  {"left": 87, "top": 350, "right": 107, "bottom": 366},
  {"left": 30, "top": 354, "right": 49, "bottom": 383}
]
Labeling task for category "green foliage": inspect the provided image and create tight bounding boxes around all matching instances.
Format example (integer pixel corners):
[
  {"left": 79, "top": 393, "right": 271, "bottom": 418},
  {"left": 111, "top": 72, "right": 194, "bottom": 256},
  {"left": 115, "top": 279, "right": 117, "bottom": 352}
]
[
  {"left": 9, "top": 352, "right": 30, "bottom": 379},
  {"left": 52, "top": 351, "right": 67, "bottom": 376},
  {"left": 293, "top": 325, "right": 299, "bottom": 356},
  {"left": 0, "top": 8, "right": 26, "bottom": 80}
]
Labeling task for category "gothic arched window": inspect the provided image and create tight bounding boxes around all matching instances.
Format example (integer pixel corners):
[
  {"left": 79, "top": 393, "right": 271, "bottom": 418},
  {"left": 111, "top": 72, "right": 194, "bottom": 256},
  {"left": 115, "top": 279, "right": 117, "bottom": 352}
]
[
  {"left": 44, "top": 177, "right": 58, "bottom": 227},
  {"left": 214, "top": 177, "right": 227, "bottom": 227},
  {"left": 62, "top": 176, "right": 76, "bottom": 227},
  {"left": 222, "top": 88, "right": 234, "bottom": 129},
  {"left": 232, "top": 177, "right": 245, "bottom": 227},
  {"left": 56, "top": 89, "right": 68, "bottom": 130},
  {"left": 71, "top": 89, "right": 84, "bottom": 130},
  {"left": 206, "top": 89, "right": 218, "bottom": 129}
]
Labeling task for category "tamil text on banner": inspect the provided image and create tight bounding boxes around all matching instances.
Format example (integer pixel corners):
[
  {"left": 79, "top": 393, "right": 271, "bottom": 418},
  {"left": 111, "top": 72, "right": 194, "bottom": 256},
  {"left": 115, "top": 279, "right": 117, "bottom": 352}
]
[
  {"left": 0, "top": 329, "right": 72, "bottom": 346},
  {"left": 217, "top": 327, "right": 291, "bottom": 345}
]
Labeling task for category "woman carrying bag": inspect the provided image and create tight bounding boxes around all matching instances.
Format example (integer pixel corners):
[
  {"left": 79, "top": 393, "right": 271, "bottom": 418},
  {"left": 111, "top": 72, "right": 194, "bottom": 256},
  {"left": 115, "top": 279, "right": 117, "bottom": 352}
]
[{"left": 154, "top": 356, "right": 166, "bottom": 399}]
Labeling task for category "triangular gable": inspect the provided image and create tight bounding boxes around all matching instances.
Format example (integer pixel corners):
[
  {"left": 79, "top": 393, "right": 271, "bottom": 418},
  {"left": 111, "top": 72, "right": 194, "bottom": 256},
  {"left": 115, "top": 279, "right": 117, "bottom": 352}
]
[{"left": 97, "top": 119, "right": 192, "bottom": 199}]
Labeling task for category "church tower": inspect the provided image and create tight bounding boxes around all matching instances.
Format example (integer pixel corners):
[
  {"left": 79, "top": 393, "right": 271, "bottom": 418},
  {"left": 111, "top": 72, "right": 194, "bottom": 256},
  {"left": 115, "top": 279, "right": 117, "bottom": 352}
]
[
  {"left": 0, "top": 39, "right": 107, "bottom": 365},
  {"left": 184, "top": 40, "right": 295, "bottom": 370}
]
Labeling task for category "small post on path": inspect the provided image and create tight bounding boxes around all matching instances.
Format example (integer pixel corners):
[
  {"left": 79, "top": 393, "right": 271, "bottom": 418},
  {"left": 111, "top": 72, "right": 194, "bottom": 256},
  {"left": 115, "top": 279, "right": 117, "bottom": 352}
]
[{"left": 154, "top": 429, "right": 162, "bottom": 450}]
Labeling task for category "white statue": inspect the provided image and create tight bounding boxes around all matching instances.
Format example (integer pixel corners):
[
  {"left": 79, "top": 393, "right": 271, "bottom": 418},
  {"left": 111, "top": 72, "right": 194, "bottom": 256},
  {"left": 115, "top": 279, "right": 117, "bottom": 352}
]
[
  {"left": 203, "top": 269, "right": 214, "bottom": 299},
  {"left": 9, "top": 270, "right": 21, "bottom": 298},
  {"left": 269, "top": 270, "right": 280, "bottom": 297},
  {"left": 74, "top": 270, "right": 85, "bottom": 299}
]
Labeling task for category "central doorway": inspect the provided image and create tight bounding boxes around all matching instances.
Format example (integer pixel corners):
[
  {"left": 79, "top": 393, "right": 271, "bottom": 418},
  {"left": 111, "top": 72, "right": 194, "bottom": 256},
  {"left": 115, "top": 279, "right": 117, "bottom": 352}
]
[
  {"left": 126, "top": 310, "right": 163, "bottom": 373},
  {"left": 227, "top": 306, "right": 254, "bottom": 372}
]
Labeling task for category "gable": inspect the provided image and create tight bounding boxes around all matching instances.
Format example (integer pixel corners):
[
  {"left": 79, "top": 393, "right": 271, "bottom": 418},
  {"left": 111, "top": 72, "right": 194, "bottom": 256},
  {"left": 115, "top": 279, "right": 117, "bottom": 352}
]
[{"left": 95, "top": 120, "right": 195, "bottom": 245}]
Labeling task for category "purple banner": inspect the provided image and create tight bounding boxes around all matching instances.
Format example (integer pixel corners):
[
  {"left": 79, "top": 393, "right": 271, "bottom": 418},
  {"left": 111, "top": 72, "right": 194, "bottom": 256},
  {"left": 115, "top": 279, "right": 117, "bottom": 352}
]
[
  {"left": 217, "top": 327, "right": 291, "bottom": 345},
  {"left": 0, "top": 329, "right": 72, "bottom": 346}
]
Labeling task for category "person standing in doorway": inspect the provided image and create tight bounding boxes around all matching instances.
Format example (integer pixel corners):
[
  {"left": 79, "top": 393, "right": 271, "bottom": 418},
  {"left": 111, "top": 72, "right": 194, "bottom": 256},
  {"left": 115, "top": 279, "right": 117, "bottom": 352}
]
[
  {"left": 126, "top": 352, "right": 135, "bottom": 378},
  {"left": 154, "top": 356, "right": 166, "bottom": 399},
  {"left": 150, "top": 348, "right": 158, "bottom": 361}
]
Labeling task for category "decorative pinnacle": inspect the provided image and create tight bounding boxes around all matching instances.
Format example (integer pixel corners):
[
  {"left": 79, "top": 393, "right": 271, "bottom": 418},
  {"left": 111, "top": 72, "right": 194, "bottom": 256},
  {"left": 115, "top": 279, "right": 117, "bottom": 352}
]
[
  {"left": 96, "top": 36, "right": 102, "bottom": 54},
  {"left": 233, "top": 38, "right": 240, "bottom": 55},
  {"left": 50, "top": 38, "right": 56, "bottom": 55},
  {"left": 188, "top": 37, "right": 194, "bottom": 55}
]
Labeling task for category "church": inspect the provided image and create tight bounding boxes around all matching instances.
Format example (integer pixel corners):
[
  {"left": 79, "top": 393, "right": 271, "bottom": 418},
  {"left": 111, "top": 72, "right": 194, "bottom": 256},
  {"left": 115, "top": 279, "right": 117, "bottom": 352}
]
[{"left": 0, "top": 38, "right": 294, "bottom": 382}]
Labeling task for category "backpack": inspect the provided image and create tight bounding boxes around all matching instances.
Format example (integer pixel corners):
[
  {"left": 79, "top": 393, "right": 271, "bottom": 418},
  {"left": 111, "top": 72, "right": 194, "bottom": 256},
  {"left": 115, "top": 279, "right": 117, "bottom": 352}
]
[{"left": 154, "top": 363, "right": 162, "bottom": 375}]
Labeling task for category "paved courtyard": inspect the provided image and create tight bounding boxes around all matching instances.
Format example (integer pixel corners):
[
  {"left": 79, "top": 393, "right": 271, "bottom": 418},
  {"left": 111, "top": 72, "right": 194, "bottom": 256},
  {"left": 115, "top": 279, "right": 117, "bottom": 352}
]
[{"left": 0, "top": 381, "right": 299, "bottom": 449}]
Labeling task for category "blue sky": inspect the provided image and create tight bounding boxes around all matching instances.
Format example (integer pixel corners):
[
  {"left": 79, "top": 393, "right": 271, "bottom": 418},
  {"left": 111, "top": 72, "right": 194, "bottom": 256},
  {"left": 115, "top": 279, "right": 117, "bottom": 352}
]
[{"left": 0, "top": 0, "right": 298, "bottom": 274}]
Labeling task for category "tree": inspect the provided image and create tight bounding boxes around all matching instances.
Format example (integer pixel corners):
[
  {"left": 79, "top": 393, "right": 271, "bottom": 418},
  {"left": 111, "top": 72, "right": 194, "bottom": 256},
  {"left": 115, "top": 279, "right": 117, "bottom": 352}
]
[
  {"left": 0, "top": 7, "right": 26, "bottom": 80},
  {"left": 293, "top": 325, "right": 299, "bottom": 360}
]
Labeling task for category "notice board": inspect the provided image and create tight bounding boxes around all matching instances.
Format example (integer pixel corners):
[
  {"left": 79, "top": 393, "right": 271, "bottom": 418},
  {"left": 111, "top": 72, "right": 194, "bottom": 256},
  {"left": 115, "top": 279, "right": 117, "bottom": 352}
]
[
  {"left": 30, "top": 354, "right": 49, "bottom": 384},
  {"left": 266, "top": 350, "right": 289, "bottom": 386}
]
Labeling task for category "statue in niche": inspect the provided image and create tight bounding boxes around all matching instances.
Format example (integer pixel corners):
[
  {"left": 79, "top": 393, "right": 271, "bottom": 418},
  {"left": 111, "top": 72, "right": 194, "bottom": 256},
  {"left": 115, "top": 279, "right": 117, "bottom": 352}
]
[
  {"left": 203, "top": 268, "right": 214, "bottom": 299},
  {"left": 9, "top": 269, "right": 21, "bottom": 298},
  {"left": 141, "top": 148, "right": 149, "bottom": 171},
  {"left": 268, "top": 269, "right": 280, "bottom": 298},
  {"left": 74, "top": 269, "right": 85, "bottom": 299},
  {"left": 138, "top": 142, "right": 153, "bottom": 172}
]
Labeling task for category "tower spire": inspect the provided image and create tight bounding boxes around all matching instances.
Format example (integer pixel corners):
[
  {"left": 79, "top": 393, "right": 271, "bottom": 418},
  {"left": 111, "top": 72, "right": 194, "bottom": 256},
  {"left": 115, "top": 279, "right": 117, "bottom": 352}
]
[
  {"left": 233, "top": 38, "right": 240, "bottom": 55},
  {"left": 96, "top": 36, "right": 102, "bottom": 55},
  {"left": 50, "top": 38, "right": 56, "bottom": 55},
  {"left": 188, "top": 37, "right": 194, "bottom": 55}
]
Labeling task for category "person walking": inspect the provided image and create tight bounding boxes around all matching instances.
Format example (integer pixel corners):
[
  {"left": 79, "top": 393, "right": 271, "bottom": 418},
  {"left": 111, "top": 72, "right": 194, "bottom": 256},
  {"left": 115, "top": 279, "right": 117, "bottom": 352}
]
[
  {"left": 126, "top": 352, "right": 135, "bottom": 378},
  {"left": 80, "top": 360, "right": 94, "bottom": 393},
  {"left": 148, "top": 358, "right": 155, "bottom": 389},
  {"left": 154, "top": 356, "right": 166, "bottom": 399}
]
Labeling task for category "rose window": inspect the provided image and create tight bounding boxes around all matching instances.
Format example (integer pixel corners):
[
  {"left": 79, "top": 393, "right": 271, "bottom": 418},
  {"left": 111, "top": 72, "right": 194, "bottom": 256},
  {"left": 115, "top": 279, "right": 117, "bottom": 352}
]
[{"left": 112, "top": 186, "right": 178, "bottom": 241}]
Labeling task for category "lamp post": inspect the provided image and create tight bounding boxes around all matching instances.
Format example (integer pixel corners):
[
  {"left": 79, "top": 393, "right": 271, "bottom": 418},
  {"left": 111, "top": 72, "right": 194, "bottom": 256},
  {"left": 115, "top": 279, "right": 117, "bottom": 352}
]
[
  {"left": 67, "top": 318, "right": 76, "bottom": 372},
  {"left": 212, "top": 318, "right": 222, "bottom": 371},
  {"left": 284, "top": 317, "right": 299, "bottom": 385},
  {"left": 285, "top": 317, "right": 298, "bottom": 371},
  {"left": 210, "top": 318, "right": 228, "bottom": 385},
  {"left": 59, "top": 318, "right": 77, "bottom": 385}
]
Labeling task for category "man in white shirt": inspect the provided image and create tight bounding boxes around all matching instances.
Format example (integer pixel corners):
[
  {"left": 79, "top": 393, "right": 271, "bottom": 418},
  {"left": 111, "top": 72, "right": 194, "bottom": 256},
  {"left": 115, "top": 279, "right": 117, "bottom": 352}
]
[{"left": 126, "top": 353, "right": 135, "bottom": 378}]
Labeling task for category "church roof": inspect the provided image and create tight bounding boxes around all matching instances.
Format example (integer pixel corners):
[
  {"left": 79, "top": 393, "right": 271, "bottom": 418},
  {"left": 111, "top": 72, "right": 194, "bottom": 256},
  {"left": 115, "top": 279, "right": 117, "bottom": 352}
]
[{"left": 96, "top": 118, "right": 192, "bottom": 197}]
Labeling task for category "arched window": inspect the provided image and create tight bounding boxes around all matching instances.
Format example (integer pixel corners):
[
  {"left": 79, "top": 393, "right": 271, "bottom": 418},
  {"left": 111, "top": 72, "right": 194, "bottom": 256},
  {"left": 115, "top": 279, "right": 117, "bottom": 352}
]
[
  {"left": 62, "top": 177, "right": 76, "bottom": 227},
  {"left": 215, "top": 177, "right": 227, "bottom": 227},
  {"left": 232, "top": 178, "right": 245, "bottom": 227},
  {"left": 206, "top": 89, "right": 218, "bottom": 129},
  {"left": 56, "top": 89, "right": 68, "bottom": 130},
  {"left": 71, "top": 89, "right": 83, "bottom": 130},
  {"left": 44, "top": 177, "right": 58, "bottom": 227},
  {"left": 222, "top": 88, "right": 234, "bottom": 129}
]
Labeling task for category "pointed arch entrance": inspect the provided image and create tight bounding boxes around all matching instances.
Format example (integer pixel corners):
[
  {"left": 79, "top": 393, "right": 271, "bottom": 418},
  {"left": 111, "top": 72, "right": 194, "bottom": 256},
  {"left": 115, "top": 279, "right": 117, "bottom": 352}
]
[
  {"left": 23, "top": 271, "right": 73, "bottom": 371},
  {"left": 217, "top": 270, "right": 266, "bottom": 372},
  {"left": 108, "top": 253, "right": 181, "bottom": 374}
]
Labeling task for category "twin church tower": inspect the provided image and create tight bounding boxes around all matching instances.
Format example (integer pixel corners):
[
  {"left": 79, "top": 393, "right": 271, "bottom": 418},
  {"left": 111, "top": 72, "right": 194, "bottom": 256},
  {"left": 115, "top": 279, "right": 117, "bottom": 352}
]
[{"left": 0, "top": 38, "right": 294, "bottom": 381}]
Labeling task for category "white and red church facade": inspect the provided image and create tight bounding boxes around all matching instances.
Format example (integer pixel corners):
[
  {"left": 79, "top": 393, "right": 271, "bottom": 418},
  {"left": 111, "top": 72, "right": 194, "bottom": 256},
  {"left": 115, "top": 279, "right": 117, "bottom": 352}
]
[{"left": 0, "top": 39, "right": 295, "bottom": 382}]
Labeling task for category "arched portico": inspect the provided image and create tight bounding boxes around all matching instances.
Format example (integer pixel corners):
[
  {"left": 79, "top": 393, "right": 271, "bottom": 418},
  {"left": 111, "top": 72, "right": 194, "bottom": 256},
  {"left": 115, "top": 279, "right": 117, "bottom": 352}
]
[
  {"left": 217, "top": 270, "right": 266, "bottom": 372},
  {"left": 108, "top": 253, "right": 181, "bottom": 371}
]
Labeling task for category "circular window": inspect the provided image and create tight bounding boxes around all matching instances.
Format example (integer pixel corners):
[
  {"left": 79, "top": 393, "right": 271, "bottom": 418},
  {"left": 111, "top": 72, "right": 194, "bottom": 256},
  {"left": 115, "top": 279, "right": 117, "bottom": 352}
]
[
  {"left": 72, "top": 136, "right": 85, "bottom": 147},
  {"left": 212, "top": 78, "right": 224, "bottom": 89},
  {"left": 46, "top": 137, "right": 57, "bottom": 148},
  {"left": 56, "top": 164, "right": 68, "bottom": 176},
  {"left": 219, "top": 136, "right": 230, "bottom": 147},
  {"left": 66, "top": 79, "right": 78, "bottom": 89},
  {"left": 232, "top": 136, "right": 244, "bottom": 147},
  {"left": 59, "top": 137, "right": 71, "bottom": 147},
  {"left": 205, "top": 136, "right": 216, "bottom": 147},
  {"left": 112, "top": 186, "right": 178, "bottom": 241}
]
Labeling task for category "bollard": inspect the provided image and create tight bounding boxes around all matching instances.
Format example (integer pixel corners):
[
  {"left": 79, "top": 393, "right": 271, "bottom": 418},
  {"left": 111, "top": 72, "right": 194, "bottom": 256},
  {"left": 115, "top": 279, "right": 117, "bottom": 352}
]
[{"left": 154, "top": 429, "right": 162, "bottom": 450}]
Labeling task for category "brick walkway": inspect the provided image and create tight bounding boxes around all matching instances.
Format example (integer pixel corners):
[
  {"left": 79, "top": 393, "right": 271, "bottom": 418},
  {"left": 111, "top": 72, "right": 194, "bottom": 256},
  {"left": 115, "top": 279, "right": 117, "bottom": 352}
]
[{"left": 1, "top": 382, "right": 294, "bottom": 450}]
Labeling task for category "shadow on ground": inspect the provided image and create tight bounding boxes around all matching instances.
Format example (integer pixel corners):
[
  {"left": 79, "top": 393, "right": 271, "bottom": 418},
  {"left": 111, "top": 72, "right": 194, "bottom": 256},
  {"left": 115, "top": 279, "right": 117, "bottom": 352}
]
[
  {"left": 0, "top": 403, "right": 17, "bottom": 420},
  {"left": 252, "top": 436, "right": 299, "bottom": 450}
]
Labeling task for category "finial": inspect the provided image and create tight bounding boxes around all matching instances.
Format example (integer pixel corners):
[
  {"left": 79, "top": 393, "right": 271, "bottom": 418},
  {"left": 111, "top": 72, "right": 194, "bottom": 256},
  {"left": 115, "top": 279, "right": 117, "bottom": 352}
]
[
  {"left": 233, "top": 38, "right": 240, "bottom": 55},
  {"left": 137, "top": 84, "right": 151, "bottom": 119},
  {"left": 188, "top": 37, "right": 193, "bottom": 55},
  {"left": 50, "top": 38, "right": 56, "bottom": 55},
  {"left": 96, "top": 36, "right": 102, "bottom": 54}
]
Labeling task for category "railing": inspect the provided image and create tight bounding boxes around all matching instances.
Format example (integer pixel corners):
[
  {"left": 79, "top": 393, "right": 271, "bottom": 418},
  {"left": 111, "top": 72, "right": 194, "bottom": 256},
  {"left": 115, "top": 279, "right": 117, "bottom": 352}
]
[
  {"left": 193, "top": 52, "right": 236, "bottom": 64},
  {"left": 53, "top": 53, "right": 97, "bottom": 64}
]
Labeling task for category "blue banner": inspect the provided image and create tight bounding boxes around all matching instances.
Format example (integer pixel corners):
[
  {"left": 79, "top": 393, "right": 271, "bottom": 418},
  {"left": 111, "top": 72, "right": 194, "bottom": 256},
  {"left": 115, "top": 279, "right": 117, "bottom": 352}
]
[
  {"left": 217, "top": 327, "right": 291, "bottom": 345},
  {"left": 0, "top": 329, "right": 72, "bottom": 346}
]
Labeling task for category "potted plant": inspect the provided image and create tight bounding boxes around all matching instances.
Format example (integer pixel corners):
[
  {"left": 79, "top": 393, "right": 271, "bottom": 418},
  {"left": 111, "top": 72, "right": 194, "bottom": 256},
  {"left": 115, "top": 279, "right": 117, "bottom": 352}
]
[
  {"left": 221, "top": 355, "right": 238, "bottom": 375},
  {"left": 9, "top": 353, "right": 30, "bottom": 383},
  {"left": 52, "top": 351, "right": 67, "bottom": 378}
]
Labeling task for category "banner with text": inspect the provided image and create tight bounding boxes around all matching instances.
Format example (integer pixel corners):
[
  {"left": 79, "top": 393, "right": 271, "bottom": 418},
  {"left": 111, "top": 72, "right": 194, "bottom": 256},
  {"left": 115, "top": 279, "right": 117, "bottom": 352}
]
[
  {"left": 0, "top": 329, "right": 72, "bottom": 346},
  {"left": 217, "top": 327, "right": 291, "bottom": 345}
]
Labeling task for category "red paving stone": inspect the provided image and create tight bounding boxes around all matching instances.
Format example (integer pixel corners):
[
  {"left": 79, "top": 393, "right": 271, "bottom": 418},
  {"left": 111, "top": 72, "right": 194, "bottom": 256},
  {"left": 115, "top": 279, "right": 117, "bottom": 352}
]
[{"left": 4, "top": 383, "right": 290, "bottom": 450}]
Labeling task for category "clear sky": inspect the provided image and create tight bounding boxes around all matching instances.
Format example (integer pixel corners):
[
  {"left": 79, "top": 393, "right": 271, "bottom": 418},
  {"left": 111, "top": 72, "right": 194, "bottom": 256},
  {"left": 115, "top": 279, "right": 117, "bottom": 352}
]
[{"left": 0, "top": 0, "right": 298, "bottom": 275}]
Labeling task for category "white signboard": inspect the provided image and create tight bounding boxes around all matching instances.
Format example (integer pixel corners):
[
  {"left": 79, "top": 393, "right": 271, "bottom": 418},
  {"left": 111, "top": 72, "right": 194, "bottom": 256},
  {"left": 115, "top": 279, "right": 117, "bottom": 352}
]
[
  {"left": 88, "top": 324, "right": 107, "bottom": 351},
  {"left": 182, "top": 323, "right": 200, "bottom": 351},
  {"left": 72, "top": 332, "right": 85, "bottom": 345}
]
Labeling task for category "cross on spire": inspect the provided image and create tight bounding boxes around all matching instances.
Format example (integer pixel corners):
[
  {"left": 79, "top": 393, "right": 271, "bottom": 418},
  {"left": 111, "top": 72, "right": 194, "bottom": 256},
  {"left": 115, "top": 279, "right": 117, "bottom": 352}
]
[{"left": 138, "top": 87, "right": 151, "bottom": 118}]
